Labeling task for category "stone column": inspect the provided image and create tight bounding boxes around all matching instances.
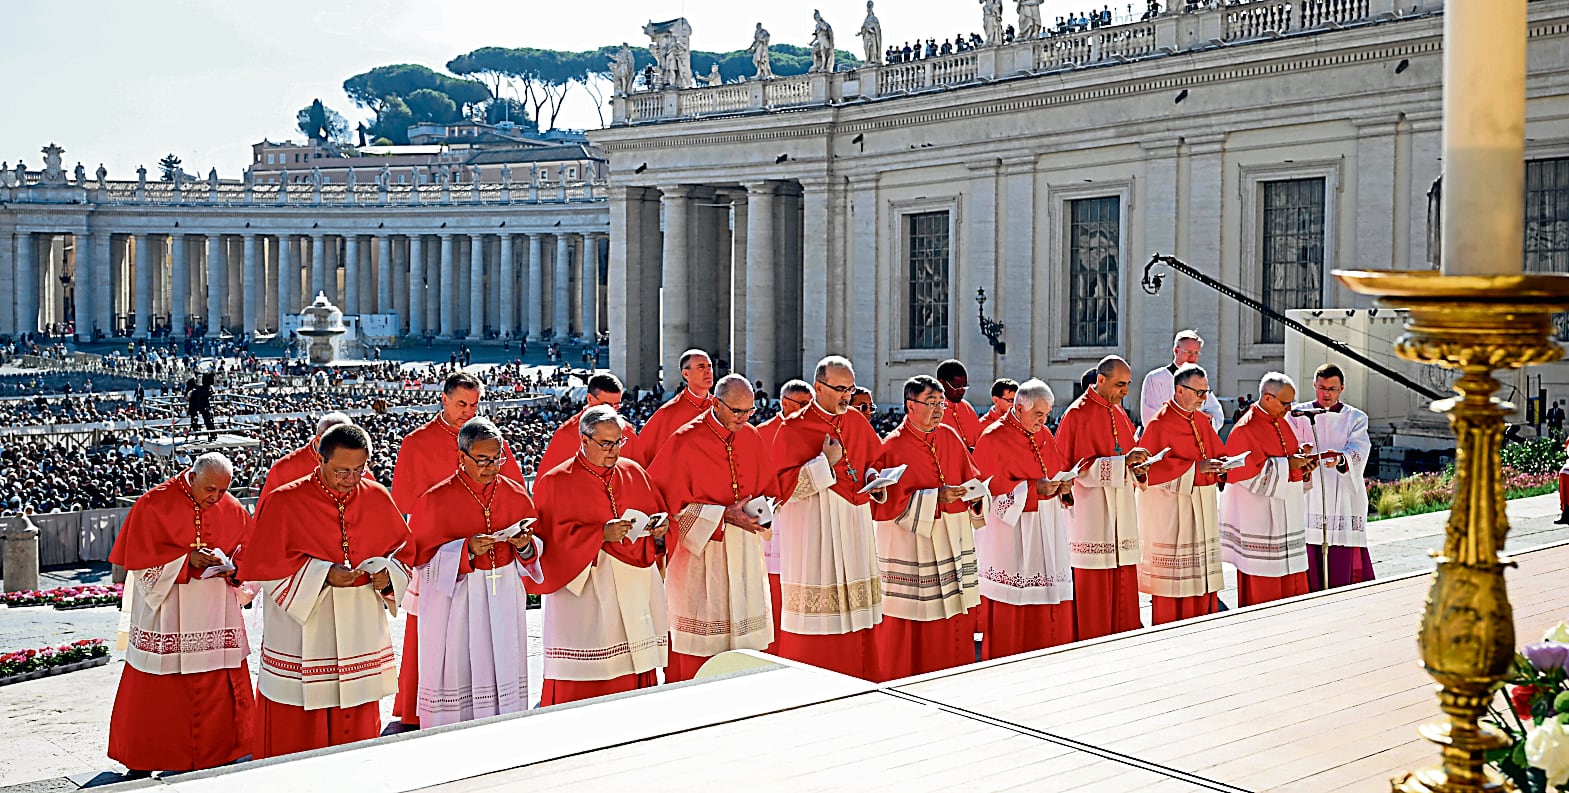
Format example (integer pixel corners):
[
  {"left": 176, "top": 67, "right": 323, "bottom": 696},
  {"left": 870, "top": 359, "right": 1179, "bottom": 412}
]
[
  {"left": 93, "top": 231, "right": 112, "bottom": 338},
  {"left": 470, "top": 233, "right": 487, "bottom": 337},
  {"left": 276, "top": 235, "right": 294, "bottom": 333},
  {"left": 227, "top": 237, "right": 243, "bottom": 323},
  {"left": 744, "top": 183, "right": 776, "bottom": 390},
  {"left": 799, "top": 178, "right": 831, "bottom": 374},
  {"left": 242, "top": 233, "right": 259, "bottom": 335},
  {"left": 407, "top": 235, "right": 425, "bottom": 337},
  {"left": 376, "top": 235, "right": 392, "bottom": 314},
  {"left": 527, "top": 234, "right": 545, "bottom": 341},
  {"left": 659, "top": 188, "right": 691, "bottom": 388},
  {"left": 554, "top": 233, "right": 573, "bottom": 339},
  {"left": 133, "top": 233, "right": 152, "bottom": 338},
  {"left": 439, "top": 233, "right": 456, "bottom": 338},
  {"left": 343, "top": 234, "right": 360, "bottom": 314},
  {"left": 72, "top": 232, "right": 94, "bottom": 342},
  {"left": 730, "top": 196, "right": 749, "bottom": 369},
  {"left": 393, "top": 237, "right": 409, "bottom": 326},
  {"left": 310, "top": 234, "right": 326, "bottom": 298},
  {"left": 170, "top": 233, "right": 189, "bottom": 337},
  {"left": 580, "top": 234, "right": 600, "bottom": 340},
  {"left": 15, "top": 234, "right": 36, "bottom": 336},
  {"left": 498, "top": 233, "right": 516, "bottom": 339},
  {"left": 205, "top": 234, "right": 222, "bottom": 336},
  {"left": 1, "top": 516, "right": 40, "bottom": 593}
]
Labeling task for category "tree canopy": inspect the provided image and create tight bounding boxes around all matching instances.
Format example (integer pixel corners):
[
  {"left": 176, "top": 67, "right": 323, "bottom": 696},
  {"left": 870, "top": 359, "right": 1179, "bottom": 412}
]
[{"left": 296, "top": 99, "right": 350, "bottom": 144}]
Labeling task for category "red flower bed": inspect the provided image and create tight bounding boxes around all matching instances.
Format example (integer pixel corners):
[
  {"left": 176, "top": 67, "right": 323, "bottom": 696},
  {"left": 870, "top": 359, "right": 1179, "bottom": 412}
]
[
  {"left": 1, "top": 584, "right": 123, "bottom": 609},
  {"left": 0, "top": 639, "right": 109, "bottom": 678}
]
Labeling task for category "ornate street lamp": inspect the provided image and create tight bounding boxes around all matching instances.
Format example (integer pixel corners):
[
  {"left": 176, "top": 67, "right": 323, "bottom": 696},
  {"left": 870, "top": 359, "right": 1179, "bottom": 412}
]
[{"left": 976, "top": 288, "right": 1005, "bottom": 355}]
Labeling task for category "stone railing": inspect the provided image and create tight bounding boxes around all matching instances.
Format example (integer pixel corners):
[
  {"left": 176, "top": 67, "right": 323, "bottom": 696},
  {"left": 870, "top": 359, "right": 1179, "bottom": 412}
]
[
  {"left": 1, "top": 178, "right": 610, "bottom": 207},
  {"left": 611, "top": 0, "right": 1442, "bottom": 125}
]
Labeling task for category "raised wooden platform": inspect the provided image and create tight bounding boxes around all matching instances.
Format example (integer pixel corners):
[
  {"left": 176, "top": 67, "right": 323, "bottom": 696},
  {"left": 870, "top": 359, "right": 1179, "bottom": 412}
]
[{"left": 132, "top": 542, "right": 1569, "bottom": 793}]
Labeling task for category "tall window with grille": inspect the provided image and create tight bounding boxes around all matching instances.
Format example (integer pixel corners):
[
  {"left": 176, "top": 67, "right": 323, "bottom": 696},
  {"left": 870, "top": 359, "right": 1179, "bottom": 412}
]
[
  {"left": 1259, "top": 177, "right": 1326, "bottom": 344},
  {"left": 905, "top": 210, "right": 950, "bottom": 349},
  {"left": 1525, "top": 158, "right": 1569, "bottom": 339},
  {"left": 1067, "top": 196, "right": 1121, "bottom": 348}
]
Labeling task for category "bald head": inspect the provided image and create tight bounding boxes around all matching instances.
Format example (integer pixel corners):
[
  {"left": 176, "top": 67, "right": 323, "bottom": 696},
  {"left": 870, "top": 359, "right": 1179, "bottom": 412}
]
[
  {"left": 1094, "top": 355, "right": 1133, "bottom": 404},
  {"left": 713, "top": 374, "right": 756, "bottom": 431},
  {"left": 314, "top": 411, "right": 352, "bottom": 438},
  {"left": 714, "top": 374, "right": 752, "bottom": 401}
]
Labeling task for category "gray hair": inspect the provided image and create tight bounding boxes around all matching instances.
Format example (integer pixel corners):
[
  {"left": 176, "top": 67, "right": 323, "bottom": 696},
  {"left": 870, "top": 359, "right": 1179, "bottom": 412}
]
[
  {"left": 457, "top": 417, "right": 503, "bottom": 454},
  {"left": 191, "top": 452, "right": 233, "bottom": 479},
  {"left": 1014, "top": 378, "right": 1055, "bottom": 412},
  {"left": 1173, "top": 364, "right": 1208, "bottom": 389},
  {"left": 579, "top": 404, "right": 622, "bottom": 436},
  {"left": 714, "top": 373, "right": 752, "bottom": 400},
  {"left": 1259, "top": 371, "right": 1295, "bottom": 397},
  {"left": 1173, "top": 329, "right": 1204, "bottom": 348},
  {"left": 812, "top": 355, "right": 854, "bottom": 383},
  {"left": 779, "top": 379, "right": 812, "bottom": 400},
  {"left": 314, "top": 411, "right": 352, "bottom": 436}
]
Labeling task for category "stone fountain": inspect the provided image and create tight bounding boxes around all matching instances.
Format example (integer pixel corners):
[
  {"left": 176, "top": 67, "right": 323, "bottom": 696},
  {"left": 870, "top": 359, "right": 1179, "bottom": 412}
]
[{"left": 296, "top": 293, "right": 349, "bottom": 365}]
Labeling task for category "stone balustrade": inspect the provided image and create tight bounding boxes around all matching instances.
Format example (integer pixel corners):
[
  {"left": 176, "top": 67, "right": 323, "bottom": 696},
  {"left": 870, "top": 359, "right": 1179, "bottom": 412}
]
[
  {"left": 611, "top": 0, "right": 1440, "bottom": 125},
  {"left": 0, "top": 178, "right": 609, "bottom": 207}
]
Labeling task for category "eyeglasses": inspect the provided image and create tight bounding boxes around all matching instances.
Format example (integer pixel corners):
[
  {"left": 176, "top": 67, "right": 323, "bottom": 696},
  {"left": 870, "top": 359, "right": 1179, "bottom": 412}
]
[
  {"left": 906, "top": 398, "right": 946, "bottom": 411},
  {"left": 853, "top": 403, "right": 874, "bottom": 414},
  {"left": 586, "top": 436, "right": 629, "bottom": 450},
  {"left": 1178, "top": 384, "right": 1211, "bottom": 398},
  {"left": 717, "top": 398, "right": 757, "bottom": 417},
  {"left": 781, "top": 397, "right": 810, "bottom": 411},
  {"left": 815, "top": 379, "right": 855, "bottom": 395},
  {"left": 1000, "top": 396, "right": 1016, "bottom": 404},
  {"left": 325, "top": 463, "right": 368, "bottom": 478},
  {"left": 462, "top": 449, "right": 509, "bottom": 469}
]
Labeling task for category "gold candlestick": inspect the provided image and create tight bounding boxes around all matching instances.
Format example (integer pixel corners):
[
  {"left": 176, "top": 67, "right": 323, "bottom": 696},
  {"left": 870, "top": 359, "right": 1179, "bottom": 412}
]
[{"left": 1337, "top": 270, "right": 1569, "bottom": 793}]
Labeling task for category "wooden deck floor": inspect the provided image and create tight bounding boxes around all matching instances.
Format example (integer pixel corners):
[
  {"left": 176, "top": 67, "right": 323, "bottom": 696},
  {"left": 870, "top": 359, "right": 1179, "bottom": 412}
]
[{"left": 139, "top": 541, "right": 1569, "bottom": 793}]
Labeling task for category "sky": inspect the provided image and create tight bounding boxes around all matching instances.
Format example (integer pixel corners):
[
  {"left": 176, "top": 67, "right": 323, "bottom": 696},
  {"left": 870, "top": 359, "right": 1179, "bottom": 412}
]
[{"left": 0, "top": 0, "right": 1122, "bottom": 179}]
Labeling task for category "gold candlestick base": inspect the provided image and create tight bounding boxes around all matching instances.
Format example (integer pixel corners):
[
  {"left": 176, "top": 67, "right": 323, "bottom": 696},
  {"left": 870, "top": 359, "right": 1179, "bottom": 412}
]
[{"left": 1335, "top": 270, "right": 1569, "bottom": 793}]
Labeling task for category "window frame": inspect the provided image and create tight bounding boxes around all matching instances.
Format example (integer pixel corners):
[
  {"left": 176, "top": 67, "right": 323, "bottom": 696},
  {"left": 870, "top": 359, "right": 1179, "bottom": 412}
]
[
  {"left": 886, "top": 196, "right": 961, "bottom": 361},
  {"left": 1048, "top": 180, "right": 1132, "bottom": 361},
  {"left": 1238, "top": 160, "right": 1341, "bottom": 360}
]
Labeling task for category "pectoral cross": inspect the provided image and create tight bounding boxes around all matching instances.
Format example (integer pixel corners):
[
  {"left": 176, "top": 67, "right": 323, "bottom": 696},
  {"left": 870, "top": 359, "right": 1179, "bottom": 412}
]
[
  {"left": 845, "top": 463, "right": 860, "bottom": 483},
  {"left": 485, "top": 566, "right": 504, "bottom": 596}
]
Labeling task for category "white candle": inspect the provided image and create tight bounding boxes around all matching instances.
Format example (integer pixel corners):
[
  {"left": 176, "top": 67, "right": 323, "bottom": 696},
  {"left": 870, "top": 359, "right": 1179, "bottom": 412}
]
[{"left": 1440, "top": 0, "right": 1528, "bottom": 276}]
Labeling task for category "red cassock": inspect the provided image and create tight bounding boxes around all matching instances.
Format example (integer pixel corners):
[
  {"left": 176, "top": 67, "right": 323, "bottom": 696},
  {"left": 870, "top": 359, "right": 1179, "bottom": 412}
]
[
  {"left": 240, "top": 474, "right": 411, "bottom": 757},
  {"left": 980, "top": 406, "right": 1009, "bottom": 430},
  {"left": 630, "top": 390, "right": 713, "bottom": 466},
  {"left": 531, "top": 455, "right": 666, "bottom": 705},
  {"left": 941, "top": 399, "right": 983, "bottom": 450},
  {"left": 389, "top": 414, "right": 525, "bottom": 726},
  {"left": 755, "top": 413, "right": 790, "bottom": 656},
  {"left": 1138, "top": 403, "right": 1226, "bottom": 625},
  {"left": 1054, "top": 390, "right": 1143, "bottom": 639},
  {"left": 258, "top": 442, "right": 317, "bottom": 504},
  {"left": 1225, "top": 408, "right": 1311, "bottom": 607},
  {"left": 870, "top": 423, "right": 981, "bottom": 680},
  {"left": 406, "top": 471, "right": 538, "bottom": 569},
  {"left": 771, "top": 404, "right": 884, "bottom": 679},
  {"left": 538, "top": 407, "right": 640, "bottom": 477},
  {"left": 971, "top": 418, "right": 1077, "bottom": 660},
  {"left": 649, "top": 413, "right": 781, "bottom": 682},
  {"left": 108, "top": 475, "right": 255, "bottom": 773}
]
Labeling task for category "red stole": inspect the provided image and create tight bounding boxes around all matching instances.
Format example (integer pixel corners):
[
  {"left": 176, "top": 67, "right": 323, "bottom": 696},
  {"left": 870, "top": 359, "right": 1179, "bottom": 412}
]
[
  {"left": 872, "top": 421, "right": 979, "bottom": 521},
  {"left": 406, "top": 472, "right": 537, "bottom": 568},
  {"left": 391, "top": 415, "right": 526, "bottom": 515},
  {"left": 110, "top": 473, "right": 252, "bottom": 572},
  {"left": 531, "top": 455, "right": 665, "bottom": 594},
  {"left": 1225, "top": 405, "right": 1306, "bottom": 483},
  {"left": 1138, "top": 402, "right": 1225, "bottom": 488},
  {"left": 940, "top": 399, "right": 983, "bottom": 449},
  {"left": 538, "top": 408, "right": 639, "bottom": 477},
  {"left": 972, "top": 414, "right": 1066, "bottom": 513},
  {"left": 649, "top": 413, "right": 779, "bottom": 542},
  {"left": 631, "top": 390, "right": 713, "bottom": 465},
  {"left": 772, "top": 402, "right": 883, "bottom": 507},
  {"left": 1055, "top": 388, "right": 1139, "bottom": 470},
  {"left": 239, "top": 474, "right": 411, "bottom": 582}
]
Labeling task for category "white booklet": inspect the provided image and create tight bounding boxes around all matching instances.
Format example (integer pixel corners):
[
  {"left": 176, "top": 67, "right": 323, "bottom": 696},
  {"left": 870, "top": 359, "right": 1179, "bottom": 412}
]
[
  {"left": 857, "top": 464, "right": 907, "bottom": 494},
  {"left": 1140, "top": 447, "right": 1170, "bottom": 466},
  {"left": 1220, "top": 451, "right": 1251, "bottom": 471},
  {"left": 958, "top": 476, "right": 993, "bottom": 502},
  {"left": 742, "top": 496, "right": 777, "bottom": 527},
  {"left": 620, "top": 509, "right": 669, "bottom": 543},
  {"left": 1049, "top": 462, "right": 1086, "bottom": 483},
  {"left": 355, "top": 557, "right": 396, "bottom": 575},
  {"left": 487, "top": 517, "right": 536, "bottom": 541},
  {"left": 197, "top": 547, "right": 236, "bottom": 579}
]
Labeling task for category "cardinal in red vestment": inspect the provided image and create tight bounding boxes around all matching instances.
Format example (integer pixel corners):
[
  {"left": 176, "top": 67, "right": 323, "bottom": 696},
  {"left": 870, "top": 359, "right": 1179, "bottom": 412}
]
[
  {"left": 650, "top": 374, "right": 779, "bottom": 682},
  {"left": 258, "top": 412, "right": 353, "bottom": 504},
  {"left": 1220, "top": 374, "right": 1317, "bottom": 607},
  {"left": 108, "top": 453, "right": 254, "bottom": 774},
  {"left": 389, "top": 372, "right": 523, "bottom": 728},
  {"left": 533, "top": 406, "right": 670, "bottom": 705},
  {"left": 241, "top": 425, "right": 411, "bottom": 759},
  {"left": 937, "top": 359, "right": 982, "bottom": 450},
  {"left": 629, "top": 349, "right": 714, "bottom": 465},
  {"left": 755, "top": 379, "right": 812, "bottom": 655},
  {"left": 538, "top": 373, "right": 638, "bottom": 476}
]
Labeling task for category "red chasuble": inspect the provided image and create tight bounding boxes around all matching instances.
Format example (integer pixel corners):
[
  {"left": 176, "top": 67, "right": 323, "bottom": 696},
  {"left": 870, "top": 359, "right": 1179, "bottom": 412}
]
[
  {"left": 630, "top": 389, "right": 714, "bottom": 466},
  {"left": 408, "top": 472, "right": 538, "bottom": 570},
  {"left": 650, "top": 413, "right": 780, "bottom": 681},
  {"left": 1225, "top": 406, "right": 1311, "bottom": 605},
  {"left": 970, "top": 417, "right": 1077, "bottom": 659},
  {"left": 538, "top": 408, "right": 639, "bottom": 476},
  {"left": 941, "top": 398, "right": 983, "bottom": 450},
  {"left": 1138, "top": 402, "right": 1227, "bottom": 623},
  {"left": 108, "top": 474, "right": 255, "bottom": 773},
  {"left": 388, "top": 413, "right": 523, "bottom": 725},
  {"left": 871, "top": 422, "right": 981, "bottom": 679},
  {"left": 1052, "top": 389, "right": 1142, "bottom": 639},
  {"left": 532, "top": 455, "right": 666, "bottom": 704}
]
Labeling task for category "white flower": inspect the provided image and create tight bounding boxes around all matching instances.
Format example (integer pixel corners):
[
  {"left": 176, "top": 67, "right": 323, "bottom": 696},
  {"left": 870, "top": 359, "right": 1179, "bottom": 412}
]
[
  {"left": 1526, "top": 717, "right": 1569, "bottom": 787},
  {"left": 1545, "top": 621, "right": 1569, "bottom": 644}
]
